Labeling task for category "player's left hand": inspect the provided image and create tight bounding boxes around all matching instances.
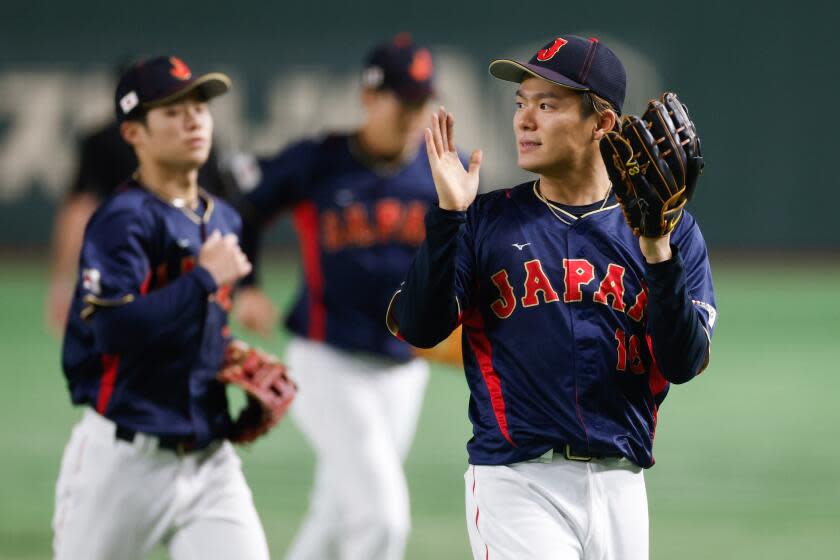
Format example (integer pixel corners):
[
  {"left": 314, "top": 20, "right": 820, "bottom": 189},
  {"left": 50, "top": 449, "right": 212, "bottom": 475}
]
[
  {"left": 199, "top": 230, "right": 252, "bottom": 287},
  {"left": 233, "top": 286, "right": 280, "bottom": 338},
  {"left": 600, "top": 92, "right": 704, "bottom": 240},
  {"left": 425, "top": 106, "right": 482, "bottom": 212}
]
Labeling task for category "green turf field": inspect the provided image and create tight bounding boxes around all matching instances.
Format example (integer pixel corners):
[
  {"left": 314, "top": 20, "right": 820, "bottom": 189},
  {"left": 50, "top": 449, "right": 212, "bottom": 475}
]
[{"left": 1, "top": 256, "right": 838, "bottom": 559}]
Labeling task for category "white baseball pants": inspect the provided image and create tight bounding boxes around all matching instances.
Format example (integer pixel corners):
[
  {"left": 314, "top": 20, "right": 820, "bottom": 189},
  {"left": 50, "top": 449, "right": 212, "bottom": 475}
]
[
  {"left": 53, "top": 408, "right": 270, "bottom": 560},
  {"left": 465, "top": 453, "right": 648, "bottom": 560},
  {"left": 283, "top": 336, "right": 429, "bottom": 560}
]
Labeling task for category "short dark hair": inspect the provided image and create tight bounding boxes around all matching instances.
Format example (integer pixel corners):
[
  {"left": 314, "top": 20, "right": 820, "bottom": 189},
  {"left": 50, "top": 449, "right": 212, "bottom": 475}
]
[
  {"left": 122, "top": 108, "right": 148, "bottom": 126},
  {"left": 580, "top": 91, "right": 619, "bottom": 131},
  {"left": 124, "top": 89, "right": 212, "bottom": 127}
]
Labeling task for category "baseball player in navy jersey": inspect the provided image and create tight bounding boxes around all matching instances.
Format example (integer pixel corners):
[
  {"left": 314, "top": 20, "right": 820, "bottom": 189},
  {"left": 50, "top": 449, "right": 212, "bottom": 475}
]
[
  {"left": 45, "top": 95, "right": 237, "bottom": 335},
  {"left": 235, "top": 35, "right": 445, "bottom": 560},
  {"left": 54, "top": 56, "right": 271, "bottom": 559},
  {"left": 388, "top": 35, "right": 717, "bottom": 559}
]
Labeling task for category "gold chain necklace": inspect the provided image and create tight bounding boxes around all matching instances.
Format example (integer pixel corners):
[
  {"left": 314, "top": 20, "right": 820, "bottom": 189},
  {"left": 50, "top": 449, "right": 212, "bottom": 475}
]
[
  {"left": 533, "top": 180, "right": 613, "bottom": 225},
  {"left": 133, "top": 171, "right": 213, "bottom": 225}
]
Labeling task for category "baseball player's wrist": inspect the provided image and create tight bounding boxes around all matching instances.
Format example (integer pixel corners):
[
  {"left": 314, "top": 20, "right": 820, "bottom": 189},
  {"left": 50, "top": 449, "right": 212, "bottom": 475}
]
[
  {"left": 438, "top": 201, "right": 470, "bottom": 212},
  {"left": 430, "top": 204, "right": 467, "bottom": 219},
  {"left": 426, "top": 205, "right": 466, "bottom": 244},
  {"left": 644, "top": 244, "right": 684, "bottom": 280},
  {"left": 191, "top": 266, "right": 219, "bottom": 294},
  {"left": 639, "top": 235, "right": 672, "bottom": 264}
]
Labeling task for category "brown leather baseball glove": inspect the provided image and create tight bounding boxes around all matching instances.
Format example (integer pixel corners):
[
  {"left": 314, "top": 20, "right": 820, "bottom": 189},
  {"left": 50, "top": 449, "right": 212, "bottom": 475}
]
[
  {"left": 413, "top": 325, "right": 463, "bottom": 366},
  {"left": 600, "top": 92, "right": 704, "bottom": 237},
  {"left": 217, "top": 340, "right": 296, "bottom": 444}
]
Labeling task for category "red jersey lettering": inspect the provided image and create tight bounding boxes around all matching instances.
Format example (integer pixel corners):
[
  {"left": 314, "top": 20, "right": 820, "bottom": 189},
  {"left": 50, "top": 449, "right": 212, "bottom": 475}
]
[
  {"left": 627, "top": 282, "right": 648, "bottom": 322},
  {"left": 614, "top": 328, "right": 627, "bottom": 371},
  {"left": 593, "top": 263, "right": 627, "bottom": 312},
  {"left": 563, "top": 259, "right": 595, "bottom": 303},
  {"left": 375, "top": 199, "right": 403, "bottom": 242},
  {"left": 629, "top": 334, "right": 645, "bottom": 374},
  {"left": 344, "top": 203, "right": 375, "bottom": 247},
  {"left": 181, "top": 256, "right": 196, "bottom": 274},
  {"left": 400, "top": 202, "right": 427, "bottom": 245},
  {"left": 490, "top": 269, "right": 517, "bottom": 319},
  {"left": 521, "top": 259, "right": 560, "bottom": 307},
  {"left": 321, "top": 209, "right": 341, "bottom": 251}
]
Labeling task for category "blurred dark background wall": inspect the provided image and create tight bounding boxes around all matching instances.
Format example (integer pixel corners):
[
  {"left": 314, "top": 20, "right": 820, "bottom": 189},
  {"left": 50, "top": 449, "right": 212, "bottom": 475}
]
[{"left": 1, "top": 0, "right": 837, "bottom": 249}]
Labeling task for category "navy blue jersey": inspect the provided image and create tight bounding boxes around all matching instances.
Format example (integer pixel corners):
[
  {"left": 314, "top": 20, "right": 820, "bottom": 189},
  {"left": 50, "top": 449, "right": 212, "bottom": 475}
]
[
  {"left": 243, "top": 133, "right": 443, "bottom": 361},
  {"left": 390, "top": 182, "right": 717, "bottom": 468},
  {"left": 62, "top": 179, "right": 241, "bottom": 446}
]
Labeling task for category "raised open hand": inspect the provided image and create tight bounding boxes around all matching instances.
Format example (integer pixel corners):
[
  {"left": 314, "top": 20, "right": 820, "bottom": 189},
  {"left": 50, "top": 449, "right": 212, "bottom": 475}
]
[{"left": 424, "top": 106, "right": 482, "bottom": 211}]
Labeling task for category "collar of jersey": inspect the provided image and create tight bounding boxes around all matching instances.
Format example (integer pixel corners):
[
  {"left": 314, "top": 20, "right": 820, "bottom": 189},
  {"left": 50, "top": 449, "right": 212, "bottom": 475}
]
[
  {"left": 348, "top": 133, "right": 419, "bottom": 177},
  {"left": 532, "top": 181, "right": 619, "bottom": 224},
  {"left": 132, "top": 174, "right": 215, "bottom": 225}
]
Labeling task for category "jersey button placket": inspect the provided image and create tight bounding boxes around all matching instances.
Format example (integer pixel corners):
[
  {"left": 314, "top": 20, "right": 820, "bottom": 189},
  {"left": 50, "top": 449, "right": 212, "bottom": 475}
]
[{"left": 567, "top": 231, "right": 590, "bottom": 443}]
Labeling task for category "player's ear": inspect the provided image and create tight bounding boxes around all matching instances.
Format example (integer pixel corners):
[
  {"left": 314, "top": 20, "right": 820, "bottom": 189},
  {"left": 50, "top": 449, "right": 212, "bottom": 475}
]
[
  {"left": 593, "top": 109, "right": 618, "bottom": 140},
  {"left": 120, "top": 121, "right": 142, "bottom": 147}
]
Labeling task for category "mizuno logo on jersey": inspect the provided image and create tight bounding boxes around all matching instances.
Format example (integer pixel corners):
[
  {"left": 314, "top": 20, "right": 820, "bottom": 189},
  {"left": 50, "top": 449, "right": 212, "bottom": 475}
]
[
  {"left": 488, "top": 258, "right": 648, "bottom": 322},
  {"left": 512, "top": 243, "right": 530, "bottom": 251}
]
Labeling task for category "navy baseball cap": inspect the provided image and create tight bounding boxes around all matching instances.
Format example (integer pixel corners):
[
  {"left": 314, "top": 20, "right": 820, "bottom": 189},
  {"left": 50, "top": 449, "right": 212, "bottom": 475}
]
[
  {"left": 115, "top": 56, "right": 231, "bottom": 122},
  {"left": 489, "top": 36, "right": 626, "bottom": 114},
  {"left": 361, "top": 33, "right": 435, "bottom": 104}
]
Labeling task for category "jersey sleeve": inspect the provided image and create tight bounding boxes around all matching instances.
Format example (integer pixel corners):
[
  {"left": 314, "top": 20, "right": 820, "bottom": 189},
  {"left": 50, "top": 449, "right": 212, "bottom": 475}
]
[
  {"left": 644, "top": 215, "right": 717, "bottom": 383},
  {"left": 78, "top": 204, "right": 153, "bottom": 313},
  {"left": 386, "top": 205, "right": 476, "bottom": 348},
  {"left": 239, "top": 139, "right": 319, "bottom": 286},
  {"left": 677, "top": 219, "right": 718, "bottom": 338},
  {"left": 455, "top": 204, "right": 479, "bottom": 310},
  {"left": 77, "top": 201, "right": 219, "bottom": 354},
  {"left": 245, "top": 139, "right": 319, "bottom": 220}
]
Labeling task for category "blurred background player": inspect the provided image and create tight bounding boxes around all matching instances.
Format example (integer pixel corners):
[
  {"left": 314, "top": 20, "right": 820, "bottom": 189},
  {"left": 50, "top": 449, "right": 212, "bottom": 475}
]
[
  {"left": 236, "top": 34, "right": 446, "bottom": 560},
  {"left": 44, "top": 59, "right": 239, "bottom": 334},
  {"left": 389, "top": 36, "right": 716, "bottom": 559},
  {"left": 54, "top": 56, "right": 269, "bottom": 559}
]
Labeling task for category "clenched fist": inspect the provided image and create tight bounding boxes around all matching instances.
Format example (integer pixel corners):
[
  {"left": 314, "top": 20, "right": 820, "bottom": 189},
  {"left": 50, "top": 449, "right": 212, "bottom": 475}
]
[{"left": 199, "top": 230, "right": 252, "bottom": 287}]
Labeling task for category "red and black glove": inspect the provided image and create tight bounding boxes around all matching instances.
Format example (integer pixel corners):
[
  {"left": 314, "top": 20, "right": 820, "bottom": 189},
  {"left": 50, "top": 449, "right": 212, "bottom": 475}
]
[{"left": 217, "top": 340, "right": 296, "bottom": 444}]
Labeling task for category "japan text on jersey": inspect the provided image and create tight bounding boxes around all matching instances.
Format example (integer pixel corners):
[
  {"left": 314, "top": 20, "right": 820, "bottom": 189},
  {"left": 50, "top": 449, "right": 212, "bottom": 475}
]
[
  {"left": 391, "top": 182, "right": 716, "bottom": 468},
  {"left": 245, "top": 133, "right": 454, "bottom": 361}
]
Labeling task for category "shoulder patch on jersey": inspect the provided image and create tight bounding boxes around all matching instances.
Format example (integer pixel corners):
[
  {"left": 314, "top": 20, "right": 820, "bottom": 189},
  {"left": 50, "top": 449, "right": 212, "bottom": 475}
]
[
  {"left": 692, "top": 299, "right": 717, "bottom": 328},
  {"left": 82, "top": 268, "right": 101, "bottom": 295}
]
